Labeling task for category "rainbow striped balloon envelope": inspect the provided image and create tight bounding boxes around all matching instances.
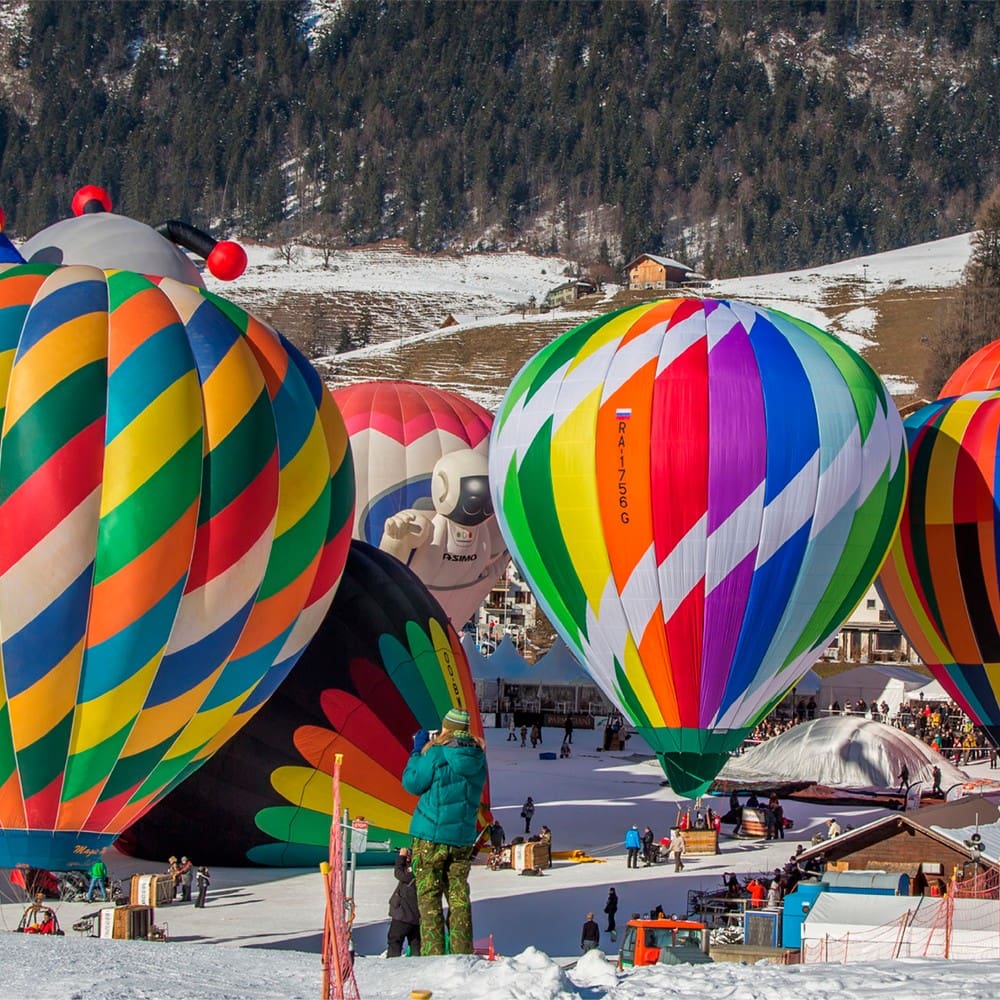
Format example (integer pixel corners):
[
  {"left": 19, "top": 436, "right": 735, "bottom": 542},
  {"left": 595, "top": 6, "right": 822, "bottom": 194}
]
[
  {"left": 490, "top": 298, "right": 907, "bottom": 797},
  {"left": 877, "top": 391, "right": 1000, "bottom": 745},
  {"left": 119, "top": 541, "right": 490, "bottom": 867},
  {"left": 0, "top": 263, "right": 354, "bottom": 869}
]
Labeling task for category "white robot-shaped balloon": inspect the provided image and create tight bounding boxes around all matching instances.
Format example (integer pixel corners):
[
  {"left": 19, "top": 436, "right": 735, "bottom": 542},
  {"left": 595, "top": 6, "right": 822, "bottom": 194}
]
[{"left": 379, "top": 449, "right": 508, "bottom": 625}]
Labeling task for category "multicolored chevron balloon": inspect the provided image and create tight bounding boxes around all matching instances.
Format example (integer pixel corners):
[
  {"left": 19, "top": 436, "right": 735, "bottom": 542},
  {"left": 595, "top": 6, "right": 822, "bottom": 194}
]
[
  {"left": 119, "top": 541, "right": 489, "bottom": 867},
  {"left": 490, "top": 298, "right": 907, "bottom": 796},
  {"left": 0, "top": 263, "right": 353, "bottom": 869},
  {"left": 877, "top": 391, "right": 1000, "bottom": 746}
]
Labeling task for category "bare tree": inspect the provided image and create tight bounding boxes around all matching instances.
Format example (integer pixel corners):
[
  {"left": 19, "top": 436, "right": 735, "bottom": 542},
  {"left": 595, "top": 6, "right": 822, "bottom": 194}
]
[
  {"left": 925, "top": 285, "right": 1000, "bottom": 397},
  {"left": 311, "top": 227, "right": 339, "bottom": 270},
  {"left": 966, "top": 185, "right": 1000, "bottom": 288},
  {"left": 274, "top": 243, "right": 300, "bottom": 267}
]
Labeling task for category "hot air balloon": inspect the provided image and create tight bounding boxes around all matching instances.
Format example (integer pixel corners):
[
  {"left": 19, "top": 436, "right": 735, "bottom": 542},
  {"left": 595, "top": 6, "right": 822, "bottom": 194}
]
[
  {"left": 119, "top": 541, "right": 490, "bottom": 867},
  {"left": 0, "top": 191, "right": 353, "bottom": 870},
  {"left": 876, "top": 391, "right": 1000, "bottom": 745},
  {"left": 332, "top": 380, "right": 508, "bottom": 627},
  {"left": 939, "top": 340, "right": 1000, "bottom": 397},
  {"left": 490, "top": 298, "right": 907, "bottom": 797}
]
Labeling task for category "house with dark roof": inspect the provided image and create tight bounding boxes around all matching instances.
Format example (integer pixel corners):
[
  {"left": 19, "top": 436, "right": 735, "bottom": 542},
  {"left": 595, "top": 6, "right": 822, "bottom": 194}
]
[
  {"left": 798, "top": 794, "right": 1000, "bottom": 889},
  {"left": 624, "top": 253, "right": 697, "bottom": 289},
  {"left": 543, "top": 279, "right": 597, "bottom": 307}
]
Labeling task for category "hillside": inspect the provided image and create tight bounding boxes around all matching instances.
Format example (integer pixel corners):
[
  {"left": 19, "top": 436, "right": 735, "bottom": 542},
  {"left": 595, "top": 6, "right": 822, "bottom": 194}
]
[
  {"left": 206, "top": 233, "right": 971, "bottom": 411},
  {"left": 0, "top": 1, "right": 997, "bottom": 279}
]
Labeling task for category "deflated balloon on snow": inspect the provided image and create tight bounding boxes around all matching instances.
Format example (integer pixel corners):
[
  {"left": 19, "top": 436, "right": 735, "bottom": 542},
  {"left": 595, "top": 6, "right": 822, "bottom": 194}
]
[
  {"left": 490, "top": 298, "right": 907, "bottom": 797},
  {"left": 0, "top": 196, "right": 353, "bottom": 869},
  {"left": 119, "top": 541, "right": 489, "bottom": 866}
]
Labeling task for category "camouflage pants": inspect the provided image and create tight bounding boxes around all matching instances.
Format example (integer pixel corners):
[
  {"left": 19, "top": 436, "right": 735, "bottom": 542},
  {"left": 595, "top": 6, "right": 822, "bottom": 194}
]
[{"left": 411, "top": 838, "right": 475, "bottom": 956}]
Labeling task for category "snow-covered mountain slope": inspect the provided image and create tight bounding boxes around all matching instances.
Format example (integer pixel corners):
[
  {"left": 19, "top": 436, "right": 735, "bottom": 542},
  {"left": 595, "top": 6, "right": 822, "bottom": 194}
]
[{"left": 207, "top": 233, "right": 971, "bottom": 411}]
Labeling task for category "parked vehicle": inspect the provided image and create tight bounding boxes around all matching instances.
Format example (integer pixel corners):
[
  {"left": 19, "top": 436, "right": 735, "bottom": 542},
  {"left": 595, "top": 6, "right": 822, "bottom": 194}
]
[{"left": 617, "top": 918, "right": 711, "bottom": 969}]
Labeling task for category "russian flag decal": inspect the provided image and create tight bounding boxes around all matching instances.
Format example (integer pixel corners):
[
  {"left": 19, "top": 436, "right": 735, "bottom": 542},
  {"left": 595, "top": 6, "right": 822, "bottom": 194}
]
[{"left": 615, "top": 407, "right": 632, "bottom": 419}]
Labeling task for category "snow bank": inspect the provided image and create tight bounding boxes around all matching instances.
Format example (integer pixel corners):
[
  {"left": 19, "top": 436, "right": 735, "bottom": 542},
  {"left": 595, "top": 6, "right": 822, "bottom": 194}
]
[{"left": 6, "top": 935, "right": 1000, "bottom": 999}]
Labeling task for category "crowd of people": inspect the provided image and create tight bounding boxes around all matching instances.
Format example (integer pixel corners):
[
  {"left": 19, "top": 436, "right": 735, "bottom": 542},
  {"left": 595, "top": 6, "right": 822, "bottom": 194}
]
[
  {"left": 619, "top": 802, "right": 733, "bottom": 874},
  {"left": 387, "top": 696, "right": 996, "bottom": 962},
  {"left": 64, "top": 851, "right": 211, "bottom": 918},
  {"left": 164, "top": 855, "right": 211, "bottom": 907},
  {"left": 683, "top": 843, "right": 831, "bottom": 922},
  {"left": 746, "top": 694, "right": 994, "bottom": 767},
  {"left": 721, "top": 791, "right": 788, "bottom": 840},
  {"left": 505, "top": 717, "right": 560, "bottom": 751}
]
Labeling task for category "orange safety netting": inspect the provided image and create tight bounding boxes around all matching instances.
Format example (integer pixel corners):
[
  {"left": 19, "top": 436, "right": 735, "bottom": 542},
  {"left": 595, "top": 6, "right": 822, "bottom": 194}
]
[
  {"left": 801, "top": 871, "right": 1000, "bottom": 964},
  {"left": 321, "top": 754, "right": 361, "bottom": 1000}
]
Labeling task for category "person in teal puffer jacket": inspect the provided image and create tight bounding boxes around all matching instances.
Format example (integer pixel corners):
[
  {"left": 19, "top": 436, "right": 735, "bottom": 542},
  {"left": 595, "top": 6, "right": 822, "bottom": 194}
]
[{"left": 402, "top": 707, "right": 487, "bottom": 956}]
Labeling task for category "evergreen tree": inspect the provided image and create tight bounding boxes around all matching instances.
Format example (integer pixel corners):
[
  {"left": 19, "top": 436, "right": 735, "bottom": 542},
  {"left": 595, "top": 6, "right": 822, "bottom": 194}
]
[
  {"left": 967, "top": 185, "right": 1000, "bottom": 287},
  {"left": 925, "top": 184, "right": 1000, "bottom": 394},
  {"left": 0, "top": 0, "right": 996, "bottom": 274}
]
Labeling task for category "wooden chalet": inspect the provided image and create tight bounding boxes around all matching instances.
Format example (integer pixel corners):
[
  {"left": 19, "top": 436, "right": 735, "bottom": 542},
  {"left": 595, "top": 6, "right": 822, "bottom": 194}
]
[
  {"left": 625, "top": 253, "right": 696, "bottom": 290},
  {"left": 797, "top": 794, "right": 1000, "bottom": 889},
  {"left": 543, "top": 279, "right": 597, "bottom": 307}
]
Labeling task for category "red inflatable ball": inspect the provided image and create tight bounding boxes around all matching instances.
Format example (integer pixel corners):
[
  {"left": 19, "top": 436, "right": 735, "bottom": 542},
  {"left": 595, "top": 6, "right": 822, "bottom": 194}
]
[
  {"left": 206, "top": 239, "right": 248, "bottom": 280},
  {"left": 71, "top": 185, "right": 113, "bottom": 216}
]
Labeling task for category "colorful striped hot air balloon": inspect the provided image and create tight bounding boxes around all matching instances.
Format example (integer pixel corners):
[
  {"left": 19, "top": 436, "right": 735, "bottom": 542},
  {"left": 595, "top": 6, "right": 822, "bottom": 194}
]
[
  {"left": 0, "top": 263, "right": 353, "bottom": 870},
  {"left": 119, "top": 541, "right": 489, "bottom": 867},
  {"left": 332, "top": 381, "right": 508, "bottom": 626},
  {"left": 490, "top": 298, "right": 907, "bottom": 797},
  {"left": 877, "top": 391, "right": 1000, "bottom": 745},
  {"left": 939, "top": 340, "right": 1000, "bottom": 397}
]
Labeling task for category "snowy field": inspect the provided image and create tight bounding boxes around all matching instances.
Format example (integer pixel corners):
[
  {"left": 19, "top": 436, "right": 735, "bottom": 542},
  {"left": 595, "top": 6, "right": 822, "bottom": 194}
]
[
  {"left": 2, "top": 725, "right": 998, "bottom": 999},
  {"left": 206, "top": 232, "right": 971, "bottom": 329},
  {"left": 205, "top": 231, "right": 972, "bottom": 409}
]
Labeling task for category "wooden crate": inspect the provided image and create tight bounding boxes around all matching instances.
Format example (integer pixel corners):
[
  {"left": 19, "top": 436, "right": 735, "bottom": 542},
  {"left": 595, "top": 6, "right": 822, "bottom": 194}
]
[
  {"left": 739, "top": 807, "right": 769, "bottom": 839},
  {"left": 680, "top": 829, "right": 719, "bottom": 856},
  {"left": 528, "top": 841, "right": 551, "bottom": 869}
]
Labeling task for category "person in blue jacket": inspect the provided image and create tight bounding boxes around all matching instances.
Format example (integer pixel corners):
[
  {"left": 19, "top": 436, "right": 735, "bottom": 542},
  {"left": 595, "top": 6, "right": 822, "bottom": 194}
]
[
  {"left": 402, "top": 707, "right": 487, "bottom": 956},
  {"left": 624, "top": 824, "right": 642, "bottom": 868}
]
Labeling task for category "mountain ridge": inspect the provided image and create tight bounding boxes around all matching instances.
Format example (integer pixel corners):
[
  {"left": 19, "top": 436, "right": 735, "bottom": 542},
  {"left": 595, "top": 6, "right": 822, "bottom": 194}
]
[{"left": 0, "top": 1, "right": 995, "bottom": 279}]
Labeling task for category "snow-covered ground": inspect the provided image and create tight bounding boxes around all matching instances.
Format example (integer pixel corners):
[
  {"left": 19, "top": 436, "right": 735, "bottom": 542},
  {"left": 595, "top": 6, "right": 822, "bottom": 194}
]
[
  {"left": 205, "top": 231, "right": 971, "bottom": 409},
  {"left": 3, "top": 725, "right": 998, "bottom": 999},
  {"left": 205, "top": 241, "right": 579, "bottom": 328},
  {"left": 207, "top": 233, "right": 971, "bottom": 324},
  {"left": 0, "top": 234, "right": 980, "bottom": 996}
]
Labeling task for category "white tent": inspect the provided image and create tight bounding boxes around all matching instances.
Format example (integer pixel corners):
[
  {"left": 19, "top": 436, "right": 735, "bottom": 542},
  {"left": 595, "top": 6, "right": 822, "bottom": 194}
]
[
  {"left": 909, "top": 897, "right": 1000, "bottom": 960},
  {"left": 802, "top": 892, "right": 920, "bottom": 963},
  {"left": 909, "top": 678, "right": 951, "bottom": 703},
  {"left": 802, "top": 892, "right": 1000, "bottom": 962},
  {"left": 817, "top": 665, "right": 930, "bottom": 712},
  {"left": 460, "top": 632, "right": 494, "bottom": 681},
  {"left": 718, "top": 716, "right": 967, "bottom": 791},
  {"left": 489, "top": 635, "right": 534, "bottom": 679},
  {"left": 531, "top": 638, "right": 594, "bottom": 685},
  {"left": 793, "top": 670, "right": 822, "bottom": 695}
]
